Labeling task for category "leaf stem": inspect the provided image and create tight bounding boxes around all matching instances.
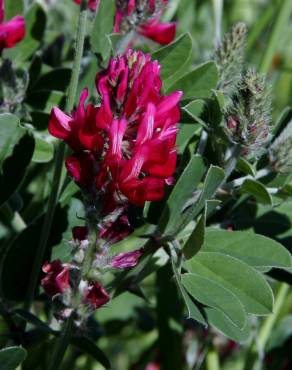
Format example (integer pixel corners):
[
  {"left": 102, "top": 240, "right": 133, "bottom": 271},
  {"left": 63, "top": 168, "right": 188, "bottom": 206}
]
[{"left": 23, "top": 0, "right": 88, "bottom": 313}]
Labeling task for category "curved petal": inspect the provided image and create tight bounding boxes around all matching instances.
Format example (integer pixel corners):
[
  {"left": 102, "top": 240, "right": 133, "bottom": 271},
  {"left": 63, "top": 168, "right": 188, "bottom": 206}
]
[
  {"left": 139, "top": 21, "right": 176, "bottom": 45},
  {"left": 48, "top": 107, "right": 72, "bottom": 140}
]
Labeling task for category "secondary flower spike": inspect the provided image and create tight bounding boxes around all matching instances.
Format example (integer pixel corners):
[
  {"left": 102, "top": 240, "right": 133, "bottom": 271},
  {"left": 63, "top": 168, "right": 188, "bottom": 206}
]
[
  {"left": 49, "top": 49, "right": 183, "bottom": 209},
  {"left": 114, "top": 0, "right": 176, "bottom": 45},
  {"left": 0, "top": 0, "right": 25, "bottom": 51}
]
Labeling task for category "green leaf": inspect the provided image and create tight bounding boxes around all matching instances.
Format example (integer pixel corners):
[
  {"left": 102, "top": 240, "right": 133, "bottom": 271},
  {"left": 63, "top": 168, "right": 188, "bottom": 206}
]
[
  {"left": 158, "top": 155, "right": 207, "bottom": 234},
  {"left": 0, "top": 114, "right": 23, "bottom": 165},
  {"left": 171, "top": 258, "right": 206, "bottom": 325},
  {"left": 186, "top": 252, "right": 274, "bottom": 315},
  {"left": 177, "top": 166, "right": 225, "bottom": 233},
  {"left": 267, "top": 315, "right": 292, "bottom": 350},
  {"left": 241, "top": 179, "right": 273, "bottom": 205},
  {"left": 26, "top": 90, "right": 65, "bottom": 113},
  {"left": 236, "top": 157, "right": 256, "bottom": 176},
  {"left": 202, "top": 229, "right": 292, "bottom": 269},
  {"left": 0, "top": 346, "right": 27, "bottom": 370},
  {"left": 4, "top": 0, "right": 23, "bottom": 19},
  {"left": 5, "top": 4, "right": 46, "bottom": 63},
  {"left": 0, "top": 114, "right": 35, "bottom": 205},
  {"left": 1, "top": 207, "right": 68, "bottom": 301},
  {"left": 31, "top": 68, "right": 71, "bottom": 93},
  {"left": 167, "top": 62, "right": 218, "bottom": 99},
  {"left": 59, "top": 181, "right": 79, "bottom": 206},
  {"left": 182, "top": 208, "right": 206, "bottom": 259},
  {"left": 32, "top": 137, "right": 54, "bottom": 163},
  {"left": 14, "top": 309, "right": 56, "bottom": 334},
  {"left": 182, "top": 273, "right": 246, "bottom": 328},
  {"left": 205, "top": 308, "right": 251, "bottom": 343},
  {"left": 90, "top": 0, "right": 116, "bottom": 62},
  {"left": 182, "top": 100, "right": 206, "bottom": 125},
  {"left": 71, "top": 336, "right": 111, "bottom": 369},
  {"left": 152, "top": 33, "right": 193, "bottom": 85}
]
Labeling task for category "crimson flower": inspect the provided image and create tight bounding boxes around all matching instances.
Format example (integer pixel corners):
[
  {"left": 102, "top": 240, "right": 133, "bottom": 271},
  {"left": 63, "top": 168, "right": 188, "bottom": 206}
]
[
  {"left": 0, "top": 0, "right": 25, "bottom": 52},
  {"left": 41, "top": 260, "right": 70, "bottom": 296},
  {"left": 114, "top": 0, "right": 176, "bottom": 45},
  {"left": 73, "top": 0, "right": 99, "bottom": 11},
  {"left": 84, "top": 282, "right": 110, "bottom": 308},
  {"left": 49, "top": 50, "right": 182, "bottom": 208}
]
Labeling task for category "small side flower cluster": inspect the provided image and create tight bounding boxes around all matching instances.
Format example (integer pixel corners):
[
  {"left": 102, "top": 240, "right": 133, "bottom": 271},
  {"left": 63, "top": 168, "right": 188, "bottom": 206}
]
[
  {"left": 224, "top": 69, "right": 271, "bottom": 156},
  {"left": 43, "top": 50, "right": 182, "bottom": 321},
  {"left": 0, "top": 0, "right": 25, "bottom": 52},
  {"left": 73, "top": 0, "right": 175, "bottom": 45},
  {"left": 114, "top": 0, "right": 176, "bottom": 45},
  {"left": 214, "top": 22, "right": 247, "bottom": 95},
  {"left": 269, "top": 121, "right": 292, "bottom": 174}
]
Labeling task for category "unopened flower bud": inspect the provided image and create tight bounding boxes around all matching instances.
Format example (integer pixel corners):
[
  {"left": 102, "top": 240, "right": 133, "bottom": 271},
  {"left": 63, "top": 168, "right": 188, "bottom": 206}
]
[
  {"left": 269, "top": 121, "right": 292, "bottom": 174},
  {"left": 215, "top": 22, "right": 247, "bottom": 95},
  {"left": 224, "top": 69, "right": 271, "bottom": 156}
]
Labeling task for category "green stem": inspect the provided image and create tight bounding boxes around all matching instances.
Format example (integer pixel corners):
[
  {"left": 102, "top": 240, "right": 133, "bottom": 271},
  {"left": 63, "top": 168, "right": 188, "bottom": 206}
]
[
  {"left": 243, "top": 283, "right": 290, "bottom": 370},
  {"left": 206, "top": 348, "right": 220, "bottom": 370},
  {"left": 23, "top": 0, "right": 88, "bottom": 313},
  {"left": 212, "top": 0, "right": 223, "bottom": 47},
  {"left": 80, "top": 227, "right": 98, "bottom": 280},
  {"left": 259, "top": 0, "right": 292, "bottom": 74},
  {"left": 47, "top": 313, "right": 74, "bottom": 370}
]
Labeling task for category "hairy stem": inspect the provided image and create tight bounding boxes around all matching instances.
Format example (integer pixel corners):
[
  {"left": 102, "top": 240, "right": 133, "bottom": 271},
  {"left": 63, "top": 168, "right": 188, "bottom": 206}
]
[{"left": 23, "top": 0, "right": 88, "bottom": 313}]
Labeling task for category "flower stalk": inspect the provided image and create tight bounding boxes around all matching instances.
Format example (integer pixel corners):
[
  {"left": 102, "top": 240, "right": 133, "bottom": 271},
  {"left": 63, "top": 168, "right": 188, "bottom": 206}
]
[{"left": 23, "top": 0, "right": 89, "bottom": 313}]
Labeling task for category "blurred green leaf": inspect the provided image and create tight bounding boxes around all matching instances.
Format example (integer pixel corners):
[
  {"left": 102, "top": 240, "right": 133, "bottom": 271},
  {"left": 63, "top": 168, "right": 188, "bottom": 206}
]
[
  {"left": 182, "top": 273, "right": 246, "bottom": 328},
  {"left": 1, "top": 206, "right": 68, "bottom": 301},
  {"left": 0, "top": 114, "right": 35, "bottom": 206},
  {"left": 32, "top": 137, "right": 54, "bottom": 163},
  {"left": 267, "top": 315, "right": 292, "bottom": 350},
  {"left": 71, "top": 336, "right": 111, "bottom": 369},
  {"left": 4, "top": 0, "right": 23, "bottom": 19},
  {"left": 26, "top": 90, "right": 65, "bottom": 113},
  {"left": 31, "top": 68, "right": 71, "bottom": 93},
  {"left": 241, "top": 179, "right": 273, "bottom": 205},
  {"left": 202, "top": 229, "right": 292, "bottom": 269},
  {"left": 0, "top": 346, "right": 27, "bottom": 370},
  {"left": 186, "top": 252, "right": 274, "bottom": 315},
  {"left": 91, "top": 0, "right": 116, "bottom": 62},
  {"left": 167, "top": 62, "right": 218, "bottom": 99}
]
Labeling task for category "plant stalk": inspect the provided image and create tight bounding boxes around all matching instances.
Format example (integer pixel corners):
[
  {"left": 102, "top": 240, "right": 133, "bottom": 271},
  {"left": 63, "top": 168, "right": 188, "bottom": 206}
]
[
  {"left": 47, "top": 313, "right": 75, "bottom": 370},
  {"left": 23, "top": 0, "right": 88, "bottom": 313},
  {"left": 243, "top": 283, "right": 290, "bottom": 370},
  {"left": 206, "top": 348, "right": 220, "bottom": 370}
]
